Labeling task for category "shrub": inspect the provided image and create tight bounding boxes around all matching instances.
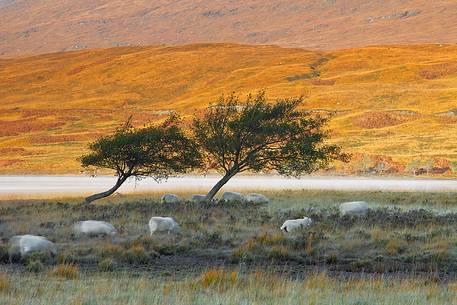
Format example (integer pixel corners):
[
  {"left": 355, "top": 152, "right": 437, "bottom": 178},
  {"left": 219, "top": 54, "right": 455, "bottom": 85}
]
[{"left": 51, "top": 263, "right": 79, "bottom": 279}]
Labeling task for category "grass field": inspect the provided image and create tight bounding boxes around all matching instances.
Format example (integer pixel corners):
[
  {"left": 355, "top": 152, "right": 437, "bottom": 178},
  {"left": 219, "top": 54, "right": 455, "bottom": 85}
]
[
  {"left": 1, "top": 190, "right": 457, "bottom": 304},
  {"left": 1, "top": 270, "right": 457, "bottom": 305},
  {"left": 1, "top": 43, "right": 457, "bottom": 174}
]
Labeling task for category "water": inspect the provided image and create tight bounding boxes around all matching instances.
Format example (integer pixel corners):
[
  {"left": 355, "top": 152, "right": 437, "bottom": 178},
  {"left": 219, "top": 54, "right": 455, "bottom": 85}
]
[{"left": 1, "top": 175, "right": 457, "bottom": 199}]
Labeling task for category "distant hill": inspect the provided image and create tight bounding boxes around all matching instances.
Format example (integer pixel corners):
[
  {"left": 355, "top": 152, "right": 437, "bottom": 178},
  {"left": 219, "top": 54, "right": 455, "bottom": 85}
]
[
  {"left": 1, "top": 43, "right": 456, "bottom": 174},
  {"left": 1, "top": 0, "right": 457, "bottom": 57}
]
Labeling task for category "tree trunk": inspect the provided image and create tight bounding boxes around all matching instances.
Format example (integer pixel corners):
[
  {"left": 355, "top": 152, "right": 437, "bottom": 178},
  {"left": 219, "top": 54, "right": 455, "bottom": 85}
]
[
  {"left": 84, "top": 175, "right": 128, "bottom": 204},
  {"left": 205, "top": 170, "right": 238, "bottom": 201}
]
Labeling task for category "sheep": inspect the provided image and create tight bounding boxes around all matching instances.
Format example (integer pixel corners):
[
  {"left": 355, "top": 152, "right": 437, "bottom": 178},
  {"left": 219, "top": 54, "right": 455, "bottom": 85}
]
[
  {"left": 161, "top": 194, "right": 181, "bottom": 204},
  {"left": 73, "top": 220, "right": 117, "bottom": 237},
  {"left": 220, "top": 191, "right": 244, "bottom": 202},
  {"left": 149, "top": 217, "right": 180, "bottom": 235},
  {"left": 8, "top": 235, "right": 57, "bottom": 260},
  {"left": 245, "top": 193, "right": 270, "bottom": 204},
  {"left": 339, "top": 201, "right": 369, "bottom": 216},
  {"left": 280, "top": 217, "right": 313, "bottom": 233},
  {"left": 192, "top": 194, "right": 208, "bottom": 203}
]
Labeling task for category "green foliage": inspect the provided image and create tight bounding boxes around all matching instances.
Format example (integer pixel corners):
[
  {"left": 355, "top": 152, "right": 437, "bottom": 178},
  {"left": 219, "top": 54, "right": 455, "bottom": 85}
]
[
  {"left": 80, "top": 114, "right": 201, "bottom": 202},
  {"left": 81, "top": 114, "right": 201, "bottom": 179},
  {"left": 192, "top": 91, "right": 349, "bottom": 198}
]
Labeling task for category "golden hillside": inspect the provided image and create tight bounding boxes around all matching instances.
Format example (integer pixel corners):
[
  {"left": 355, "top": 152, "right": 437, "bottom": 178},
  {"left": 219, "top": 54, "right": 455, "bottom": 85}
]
[
  {"left": 1, "top": 43, "right": 457, "bottom": 174},
  {"left": 1, "top": 0, "right": 457, "bottom": 58}
]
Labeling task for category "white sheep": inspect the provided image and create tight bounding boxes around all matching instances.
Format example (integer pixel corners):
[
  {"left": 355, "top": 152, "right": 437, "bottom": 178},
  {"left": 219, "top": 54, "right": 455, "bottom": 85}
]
[
  {"left": 280, "top": 217, "right": 313, "bottom": 233},
  {"left": 149, "top": 217, "right": 180, "bottom": 235},
  {"left": 191, "top": 194, "right": 207, "bottom": 203},
  {"left": 8, "top": 235, "right": 57, "bottom": 260},
  {"left": 339, "top": 201, "right": 369, "bottom": 216},
  {"left": 161, "top": 194, "right": 181, "bottom": 204},
  {"left": 73, "top": 220, "right": 117, "bottom": 236},
  {"left": 220, "top": 191, "right": 244, "bottom": 202},
  {"left": 245, "top": 193, "right": 270, "bottom": 204}
]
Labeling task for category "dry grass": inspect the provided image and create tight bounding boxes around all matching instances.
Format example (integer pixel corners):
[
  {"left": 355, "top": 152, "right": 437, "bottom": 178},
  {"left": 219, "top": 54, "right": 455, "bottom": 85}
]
[
  {"left": 0, "top": 270, "right": 456, "bottom": 305},
  {"left": 1, "top": 0, "right": 457, "bottom": 58},
  {"left": 0, "top": 273, "right": 10, "bottom": 293},
  {"left": 1, "top": 44, "right": 456, "bottom": 174},
  {"left": 50, "top": 264, "right": 79, "bottom": 279}
]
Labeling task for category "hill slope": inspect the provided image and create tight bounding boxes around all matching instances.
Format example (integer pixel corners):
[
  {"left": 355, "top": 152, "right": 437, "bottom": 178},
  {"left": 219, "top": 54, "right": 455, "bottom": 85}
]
[
  {"left": 1, "top": 0, "right": 457, "bottom": 57},
  {"left": 1, "top": 43, "right": 457, "bottom": 174}
]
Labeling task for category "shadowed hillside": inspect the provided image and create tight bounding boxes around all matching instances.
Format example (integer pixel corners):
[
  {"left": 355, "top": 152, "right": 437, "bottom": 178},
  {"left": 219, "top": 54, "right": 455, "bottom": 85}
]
[
  {"left": 0, "top": 43, "right": 456, "bottom": 174},
  {"left": 0, "top": 0, "right": 457, "bottom": 57}
]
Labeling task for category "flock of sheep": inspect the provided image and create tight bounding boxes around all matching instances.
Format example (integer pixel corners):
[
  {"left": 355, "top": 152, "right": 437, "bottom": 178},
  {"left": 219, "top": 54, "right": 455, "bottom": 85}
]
[{"left": 6, "top": 191, "right": 369, "bottom": 261}]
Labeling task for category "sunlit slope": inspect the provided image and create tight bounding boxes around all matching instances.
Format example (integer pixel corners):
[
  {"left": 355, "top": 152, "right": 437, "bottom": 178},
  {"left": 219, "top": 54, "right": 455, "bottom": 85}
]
[
  {"left": 0, "top": 43, "right": 456, "bottom": 174},
  {"left": 1, "top": 0, "right": 457, "bottom": 58}
]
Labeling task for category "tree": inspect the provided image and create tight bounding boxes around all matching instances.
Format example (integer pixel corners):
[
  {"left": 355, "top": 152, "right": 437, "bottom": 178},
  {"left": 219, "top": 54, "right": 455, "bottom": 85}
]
[
  {"left": 192, "top": 91, "right": 350, "bottom": 201},
  {"left": 80, "top": 115, "right": 201, "bottom": 203}
]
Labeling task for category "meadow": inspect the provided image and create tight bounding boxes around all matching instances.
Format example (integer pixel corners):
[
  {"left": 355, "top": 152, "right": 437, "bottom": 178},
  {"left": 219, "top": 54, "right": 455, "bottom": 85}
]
[
  {"left": 1, "top": 43, "right": 457, "bottom": 174},
  {"left": 1, "top": 189, "right": 457, "bottom": 304}
]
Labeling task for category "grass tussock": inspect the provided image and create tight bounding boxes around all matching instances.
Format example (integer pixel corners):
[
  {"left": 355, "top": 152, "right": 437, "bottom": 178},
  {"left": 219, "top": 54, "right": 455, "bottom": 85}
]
[{"left": 50, "top": 263, "right": 79, "bottom": 279}]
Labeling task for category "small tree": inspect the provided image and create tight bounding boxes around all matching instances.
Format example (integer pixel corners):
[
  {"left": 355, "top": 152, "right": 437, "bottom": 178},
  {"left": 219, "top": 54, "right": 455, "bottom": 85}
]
[
  {"left": 80, "top": 115, "right": 201, "bottom": 203},
  {"left": 192, "top": 91, "right": 349, "bottom": 201}
]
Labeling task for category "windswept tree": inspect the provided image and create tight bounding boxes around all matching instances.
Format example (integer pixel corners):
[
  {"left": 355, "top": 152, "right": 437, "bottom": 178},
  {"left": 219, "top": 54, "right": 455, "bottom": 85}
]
[
  {"left": 193, "top": 91, "right": 350, "bottom": 201},
  {"left": 80, "top": 115, "right": 201, "bottom": 203}
]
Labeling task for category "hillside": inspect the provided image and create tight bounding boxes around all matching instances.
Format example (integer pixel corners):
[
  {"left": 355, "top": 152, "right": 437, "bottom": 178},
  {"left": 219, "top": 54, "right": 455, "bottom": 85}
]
[
  {"left": 0, "top": 43, "right": 457, "bottom": 174},
  {"left": 1, "top": 0, "right": 457, "bottom": 58}
]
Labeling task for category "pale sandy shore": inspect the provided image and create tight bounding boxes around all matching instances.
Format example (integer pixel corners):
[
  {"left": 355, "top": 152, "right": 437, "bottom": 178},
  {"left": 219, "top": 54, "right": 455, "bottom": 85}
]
[{"left": 1, "top": 175, "right": 457, "bottom": 199}]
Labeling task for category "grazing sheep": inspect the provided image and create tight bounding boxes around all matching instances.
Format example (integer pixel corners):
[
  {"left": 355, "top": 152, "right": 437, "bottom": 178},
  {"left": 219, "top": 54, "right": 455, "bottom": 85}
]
[
  {"left": 73, "top": 220, "right": 117, "bottom": 237},
  {"left": 339, "top": 201, "right": 369, "bottom": 216},
  {"left": 149, "top": 217, "right": 180, "bottom": 235},
  {"left": 192, "top": 194, "right": 207, "bottom": 203},
  {"left": 280, "top": 217, "right": 313, "bottom": 233},
  {"left": 8, "top": 235, "right": 57, "bottom": 260},
  {"left": 161, "top": 194, "right": 181, "bottom": 204},
  {"left": 245, "top": 193, "right": 270, "bottom": 204},
  {"left": 220, "top": 191, "right": 244, "bottom": 202}
]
